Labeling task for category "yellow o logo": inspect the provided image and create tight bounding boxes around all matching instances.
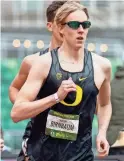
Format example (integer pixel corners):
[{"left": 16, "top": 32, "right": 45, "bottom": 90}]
[{"left": 60, "top": 85, "right": 83, "bottom": 106}]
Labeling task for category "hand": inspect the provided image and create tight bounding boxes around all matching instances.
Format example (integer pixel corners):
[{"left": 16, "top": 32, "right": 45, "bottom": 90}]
[
  {"left": 96, "top": 134, "right": 110, "bottom": 158},
  {"left": 57, "top": 77, "right": 76, "bottom": 101},
  {"left": 0, "top": 138, "right": 4, "bottom": 151}
]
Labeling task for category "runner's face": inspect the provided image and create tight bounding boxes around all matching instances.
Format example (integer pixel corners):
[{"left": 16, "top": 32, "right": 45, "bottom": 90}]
[{"left": 59, "top": 10, "right": 89, "bottom": 50}]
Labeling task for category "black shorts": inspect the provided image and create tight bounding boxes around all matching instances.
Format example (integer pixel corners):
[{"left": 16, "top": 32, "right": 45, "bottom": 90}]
[{"left": 17, "top": 133, "right": 94, "bottom": 161}]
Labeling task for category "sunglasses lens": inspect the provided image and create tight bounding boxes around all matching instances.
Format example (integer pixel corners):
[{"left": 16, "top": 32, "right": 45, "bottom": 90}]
[
  {"left": 67, "top": 21, "right": 79, "bottom": 29},
  {"left": 82, "top": 21, "right": 91, "bottom": 29},
  {"left": 66, "top": 21, "right": 91, "bottom": 29}
]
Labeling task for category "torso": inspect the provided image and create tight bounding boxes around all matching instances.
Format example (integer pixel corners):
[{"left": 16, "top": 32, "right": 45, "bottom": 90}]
[{"left": 28, "top": 48, "right": 103, "bottom": 161}]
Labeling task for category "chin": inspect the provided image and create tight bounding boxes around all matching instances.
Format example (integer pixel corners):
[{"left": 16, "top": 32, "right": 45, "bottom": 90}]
[{"left": 75, "top": 44, "right": 83, "bottom": 50}]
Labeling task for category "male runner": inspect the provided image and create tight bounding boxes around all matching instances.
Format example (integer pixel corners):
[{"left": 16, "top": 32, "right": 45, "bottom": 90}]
[{"left": 11, "top": 1, "right": 112, "bottom": 160}]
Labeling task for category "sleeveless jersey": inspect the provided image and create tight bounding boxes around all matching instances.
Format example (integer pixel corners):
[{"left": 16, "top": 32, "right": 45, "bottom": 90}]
[{"left": 25, "top": 47, "right": 99, "bottom": 161}]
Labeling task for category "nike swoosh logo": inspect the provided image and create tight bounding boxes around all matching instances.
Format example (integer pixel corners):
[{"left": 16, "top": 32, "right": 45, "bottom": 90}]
[{"left": 79, "top": 77, "right": 87, "bottom": 81}]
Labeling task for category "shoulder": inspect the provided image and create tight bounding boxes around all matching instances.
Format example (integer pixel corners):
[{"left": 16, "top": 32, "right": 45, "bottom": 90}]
[
  {"left": 31, "top": 52, "right": 52, "bottom": 73},
  {"left": 18, "top": 52, "right": 40, "bottom": 75},
  {"left": 35, "top": 51, "right": 52, "bottom": 66},
  {"left": 29, "top": 52, "right": 52, "bottom": 79},
  {"left": 22, "top": 52, "right": 40, "bottom": 65},
  {"left": 91, "top": 52, "right": 112, "bottom": 74}
]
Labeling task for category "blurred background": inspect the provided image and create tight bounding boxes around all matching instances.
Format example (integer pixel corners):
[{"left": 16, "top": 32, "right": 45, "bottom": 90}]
[{"left": 1, "top": 0, "right": 124, "bottom": 159}]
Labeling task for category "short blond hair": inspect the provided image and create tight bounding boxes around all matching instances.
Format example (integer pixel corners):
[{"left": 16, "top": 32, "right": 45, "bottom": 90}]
[{"left": 55, "top": 1, "right": 89, "bottom": 26}]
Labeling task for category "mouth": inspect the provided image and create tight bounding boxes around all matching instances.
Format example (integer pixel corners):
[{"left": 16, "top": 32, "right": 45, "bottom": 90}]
[{"left": 76, "top": 37, "right": 84, "bottom": 40}]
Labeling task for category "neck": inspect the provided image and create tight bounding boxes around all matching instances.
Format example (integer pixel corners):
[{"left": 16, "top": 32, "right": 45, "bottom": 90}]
[
  {"left": 49, "top": 36, "right": 61, "bottom": 51},
  {"left": 59, "top": 41, "right": 84, "bottom": 63}
]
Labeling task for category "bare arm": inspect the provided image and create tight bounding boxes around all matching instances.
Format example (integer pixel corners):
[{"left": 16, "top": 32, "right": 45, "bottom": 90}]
[
  {"left": 97, "top": 61, "right": 112, "bottom": 137},
  {"left": 9, "top": 56, "right": 32, "bottom": 104},
  {"left": 92, "top": 54, "right": 112, "bottom": 156},
  {"left": 11, "top": 55, "right": 56, "bottom": 122},
  {"left": 11, "top": 54, "right": 77, "bottom": 123}
]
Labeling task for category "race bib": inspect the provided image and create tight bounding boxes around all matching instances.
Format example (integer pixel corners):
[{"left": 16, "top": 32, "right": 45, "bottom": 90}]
[{"left": 45, "top": 110, "right": 79, "bottom": 141}]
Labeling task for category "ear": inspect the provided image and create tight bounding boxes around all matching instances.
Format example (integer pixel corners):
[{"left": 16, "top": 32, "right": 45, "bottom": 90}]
[{"left": 47, "top": 22, "right": 53, "bottom": 32}]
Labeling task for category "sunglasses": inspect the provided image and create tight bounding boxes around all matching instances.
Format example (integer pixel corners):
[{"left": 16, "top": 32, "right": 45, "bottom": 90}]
[{"left": 62, "top": 21, "right": 91, "bottom": 29}]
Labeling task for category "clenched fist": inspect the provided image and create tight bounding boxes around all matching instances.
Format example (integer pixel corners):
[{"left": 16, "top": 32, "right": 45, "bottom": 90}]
[{"left": 57, "top": 77, "right": 76, "bottom": 101}]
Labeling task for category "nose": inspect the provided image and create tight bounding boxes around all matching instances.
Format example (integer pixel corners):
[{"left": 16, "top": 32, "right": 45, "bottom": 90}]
[{"left": 78, "top": 25, "right": 84, "bottom": 32}]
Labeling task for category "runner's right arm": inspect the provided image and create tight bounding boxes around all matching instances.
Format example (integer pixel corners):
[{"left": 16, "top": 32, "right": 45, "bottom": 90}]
[{"left": 11, "top": 53, "right": 76, "bottom": 123}]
